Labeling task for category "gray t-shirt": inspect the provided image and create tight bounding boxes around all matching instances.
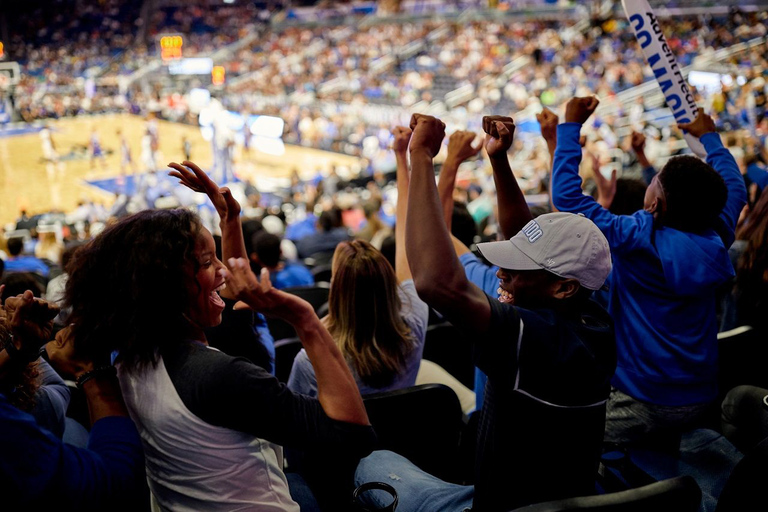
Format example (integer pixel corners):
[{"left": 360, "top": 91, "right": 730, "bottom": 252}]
[{"left": 287, "top": 280, "right": 429, "bottom": 397}]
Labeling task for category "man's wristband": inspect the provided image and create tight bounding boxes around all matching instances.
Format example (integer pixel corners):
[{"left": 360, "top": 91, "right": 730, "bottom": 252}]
[{"left": 76, "top": 366, "right": 118, "bottom": 389}]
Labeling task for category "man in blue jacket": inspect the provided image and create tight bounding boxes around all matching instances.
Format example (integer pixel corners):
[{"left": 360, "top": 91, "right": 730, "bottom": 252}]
[{"left": 552, "top": 96, "right": 748, "bottom": 449}]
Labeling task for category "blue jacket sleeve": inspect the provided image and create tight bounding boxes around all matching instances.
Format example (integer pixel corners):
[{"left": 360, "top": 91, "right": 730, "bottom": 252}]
[
  {"left": 700, "top": 132, "right": 747, "bottom": 247},
  {"left": 552, "top": 123, "right": 647, "bottom": 253},
  {"left": 2, "top": 395, "right": 145, "bottom": 511},
  {"left": 459, "top": 252, "right": 499, "bottom": 297},
  {"left": 255, "top": 313, "right": 276, "bottom": 375}
]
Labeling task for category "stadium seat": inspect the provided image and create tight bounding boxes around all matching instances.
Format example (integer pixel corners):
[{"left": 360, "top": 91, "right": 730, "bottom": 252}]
[
  {"left": 303, "top": 251, "right": 335, "bottom": 269},
  {"left": 362, "top": 384, "right": 465, "bottom": 483},
  {"left": 310, "top": 263, "right": 333, "bottom": 284},
  {"left": 274, "top": 337, "right": 303, "bottom": 384},
  {"left": 283, "top": 284, "right": 330, "bottom": 311},
  {"left": 510, "top": 475, "right": 701, "bottom": 512},
  {"left": 422, "top": 322, "right": 475, "bottom": 390},
  {"left": 717, "top": 326, "right": 768, "bottom": 400},
  {"left": 266, "top": 284, "right": 331, "bottom": 342}
]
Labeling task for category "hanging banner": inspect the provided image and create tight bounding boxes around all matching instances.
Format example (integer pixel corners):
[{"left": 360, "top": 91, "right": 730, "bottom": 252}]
[{"left": 622, "top": 0, "right": 707, "bottom": 157}]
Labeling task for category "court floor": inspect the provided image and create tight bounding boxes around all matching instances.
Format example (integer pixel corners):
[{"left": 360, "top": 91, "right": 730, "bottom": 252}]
[{"left": 0, "top": 114, "right": 359, "bottom": 228}]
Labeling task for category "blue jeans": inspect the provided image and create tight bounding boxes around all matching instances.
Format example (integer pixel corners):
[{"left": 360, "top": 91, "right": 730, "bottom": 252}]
[{"left": 354, "top": 451, "right": 474, "bottom": 512}]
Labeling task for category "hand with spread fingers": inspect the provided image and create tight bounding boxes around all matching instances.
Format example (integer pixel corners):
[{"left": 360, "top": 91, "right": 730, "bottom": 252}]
[
  {"left": 482, "top": 115, "right": 515, "bottom": 158},
  {"left": 223, "top": 257, "right": 313, "bottom": 323},
  {"left": 565, "top": 96, "right": 600, "bottom": 125},
  {"left": 168, "top": 160, "right": 241, "bottom": 222},
  {"left": 408, "top": 114, "right": 446, "bottom": 159},
  {"left": 678, "top": 111, "right": 716, "bottom": 139}
]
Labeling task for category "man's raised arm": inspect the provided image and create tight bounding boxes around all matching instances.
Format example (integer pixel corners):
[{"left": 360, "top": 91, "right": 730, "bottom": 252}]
[
  {"left": 406, "top": 114, "right": 490, "bottom": 333},
  {"left": 438, "top": 130, "right": 481, "bottom": 229},
  {"left": 483, "top": 115, "right": 532, "bottom": 238}
]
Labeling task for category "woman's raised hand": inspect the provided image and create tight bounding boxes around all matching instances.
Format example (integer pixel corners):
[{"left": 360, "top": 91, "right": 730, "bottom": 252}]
[{"left": 168, "top": 160, "right": 241, "bottom": 222}]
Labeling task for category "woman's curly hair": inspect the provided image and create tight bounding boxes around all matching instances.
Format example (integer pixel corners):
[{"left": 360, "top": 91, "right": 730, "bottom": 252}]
[
  {"left": 64, "top": 209, "right": 202, "bottom": 367},
  {"left": 0, "top": 321, "right": 39, "bottom": 412}
]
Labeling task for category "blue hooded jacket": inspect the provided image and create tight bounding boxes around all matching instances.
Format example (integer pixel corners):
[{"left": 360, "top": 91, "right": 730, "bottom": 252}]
[{"left": 553, "top": 124, "right": 747, "bottom": 406}]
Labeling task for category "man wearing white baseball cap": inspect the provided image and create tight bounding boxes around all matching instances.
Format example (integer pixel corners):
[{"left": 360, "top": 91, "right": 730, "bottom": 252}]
[
  {"left": 354, "top": 114, "right": 617, "bottom": 512},
  {"left": 476, "top": 212, "right": 613, "bottom": 304}
]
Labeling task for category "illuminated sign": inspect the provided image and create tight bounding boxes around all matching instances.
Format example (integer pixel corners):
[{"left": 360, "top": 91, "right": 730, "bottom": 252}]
[
  {"left": 212, "top": 66, "right": 226, "bottom": 85},
  {"left": 169, "top": 58, "right": 213, "bottom": 75},
  {"left": 160, "top": 35, "right": 183, "bottom": 62},
  {"left": 0, "top": 42, "right": 4, "bottom": 59}
]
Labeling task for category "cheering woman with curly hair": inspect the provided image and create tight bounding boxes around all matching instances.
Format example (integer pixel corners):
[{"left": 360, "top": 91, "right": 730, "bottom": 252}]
[{"left": 64, "top": 162, "right": 374, "bottom": 511}]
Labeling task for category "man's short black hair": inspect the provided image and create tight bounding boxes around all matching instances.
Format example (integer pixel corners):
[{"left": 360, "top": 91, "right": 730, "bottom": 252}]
[
  {"left": 7, "top": 237, "right": 23, "bottom": 257},
  {"left": 253, "top": 231, "right": 282, "bottom": 268},
  {"left": 658, "top": 155, "right": 727, "bottom": 233}
]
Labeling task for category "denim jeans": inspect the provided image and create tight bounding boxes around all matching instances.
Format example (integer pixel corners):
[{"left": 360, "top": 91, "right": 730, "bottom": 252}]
[
  {"left": 354, "top": 451, "right": 474, "bottom": 512},
  {"left": 604, "top": 387, "right": 712, "bottom": 450}
]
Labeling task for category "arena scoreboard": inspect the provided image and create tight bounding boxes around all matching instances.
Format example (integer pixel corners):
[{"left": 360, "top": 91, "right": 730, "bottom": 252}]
[{"left": 159, "top": 34, "right": 184, "bottom": 62}]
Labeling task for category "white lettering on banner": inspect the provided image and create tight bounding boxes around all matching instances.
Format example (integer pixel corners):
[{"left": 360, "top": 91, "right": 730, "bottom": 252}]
[
  {"left": 521, "top": 220, "right": 544, "bottom": 243},
  {"left": 622, "top": 0, "right": 707, "bottom": 158}
]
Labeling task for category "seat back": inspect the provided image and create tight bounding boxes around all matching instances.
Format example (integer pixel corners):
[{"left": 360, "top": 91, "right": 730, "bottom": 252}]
[
  {"left": 283, "top": 284, "right": 330, "bottom": 311},
  {"left": 514, "top": 475, "right": 701, "bottom": 512},
  {"left": 310, "top": 263, "right": 333, "bottom": 284},
  {"left": 266, "top": 284, "right": 330, "bottom": 342},
  {"left": 274, "top": 337, "right": 303, "bottom": 383},
  {"left": 422, "top": 322, "right": 475, "bottom": 389},
  {"left": 718, "top": 326, "right": 768, "bottom": 402},
  {"left": 363, "top": 384, "right": 464, "bottom": 483}
]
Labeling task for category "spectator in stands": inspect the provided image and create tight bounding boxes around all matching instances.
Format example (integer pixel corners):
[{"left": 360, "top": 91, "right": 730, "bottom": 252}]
[
  {"left": 727, "top": 187, "right": 768, "bottom": 331},
  {"left": 45, "top": 243, "right": 82, "bottom": 306},
  {"left": 2, "top": 290, "right": 147, "bottom": 510},
  {"left": 34, "top": 230, "right": 64, "bottom": 266},
  {"left": 355, "top": 114, "right": 615, "bottom": 511},
  {"left": 252, "top": 231, "right": 314, "bottom": 290},
  {"left": 1, "top": 273, "right": 44, "bottom": 300},
  {"left": 288, "top": 126, "right": 429, "bottom": 398},
  {"left": 355, "top": 199, "right": 391, "bottom": 249},
  {"left": 3, "top": 237, "right": 50, "bottom": 278},
  {"left": 552, "top": 97, "right": 748, "bottom": 449},
  {"left": 63, "top": 160, "right": 374, "bottom": 510},
  {"left": 295, "top": 207, "right": 351, "bottom": 259},
  {"left": 744, "top": 152, "right": 768, "bottom": 198}
]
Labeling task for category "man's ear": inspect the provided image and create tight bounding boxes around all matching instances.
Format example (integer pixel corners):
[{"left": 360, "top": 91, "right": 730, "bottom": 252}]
[
  {"left": 552, "top": 278, "right": 580, "bottom": 300},
  {"left": 646, "top": 195, "right": 667, "bottom": 223}
]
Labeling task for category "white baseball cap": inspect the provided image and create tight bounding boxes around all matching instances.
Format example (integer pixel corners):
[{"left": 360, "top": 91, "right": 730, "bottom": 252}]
[{"left": 476, "top": 212, "right": 611, "bottom": 291}]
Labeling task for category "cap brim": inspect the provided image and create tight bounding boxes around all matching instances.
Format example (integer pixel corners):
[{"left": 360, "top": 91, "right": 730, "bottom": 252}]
[{"left": 476, "top": 240, "right": 543, "bottom": 271}]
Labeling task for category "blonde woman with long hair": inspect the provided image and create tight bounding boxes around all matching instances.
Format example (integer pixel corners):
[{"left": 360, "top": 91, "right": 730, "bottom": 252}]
[{"left": 288, "top": 127, "right": 429, "bottom": 396}]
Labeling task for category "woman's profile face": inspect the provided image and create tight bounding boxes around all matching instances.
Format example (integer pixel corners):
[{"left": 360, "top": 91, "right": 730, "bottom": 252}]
[{"left": 185, "top": 228, "right": 227, "bottom": 330}]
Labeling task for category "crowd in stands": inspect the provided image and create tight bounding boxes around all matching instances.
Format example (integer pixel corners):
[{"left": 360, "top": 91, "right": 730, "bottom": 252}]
[{"left": 3, "top": 1, "right": 768, "bottom": 511}]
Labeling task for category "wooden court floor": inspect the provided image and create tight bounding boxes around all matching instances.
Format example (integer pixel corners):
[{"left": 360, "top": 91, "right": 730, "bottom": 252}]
[{"left": 0, "top": 114, "right": 358, "bottom": 228}]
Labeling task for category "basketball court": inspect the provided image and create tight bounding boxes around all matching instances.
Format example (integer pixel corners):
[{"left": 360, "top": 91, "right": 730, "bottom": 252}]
[{"left": 0, "top": 114, "right": 359, "bottom": 228}]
